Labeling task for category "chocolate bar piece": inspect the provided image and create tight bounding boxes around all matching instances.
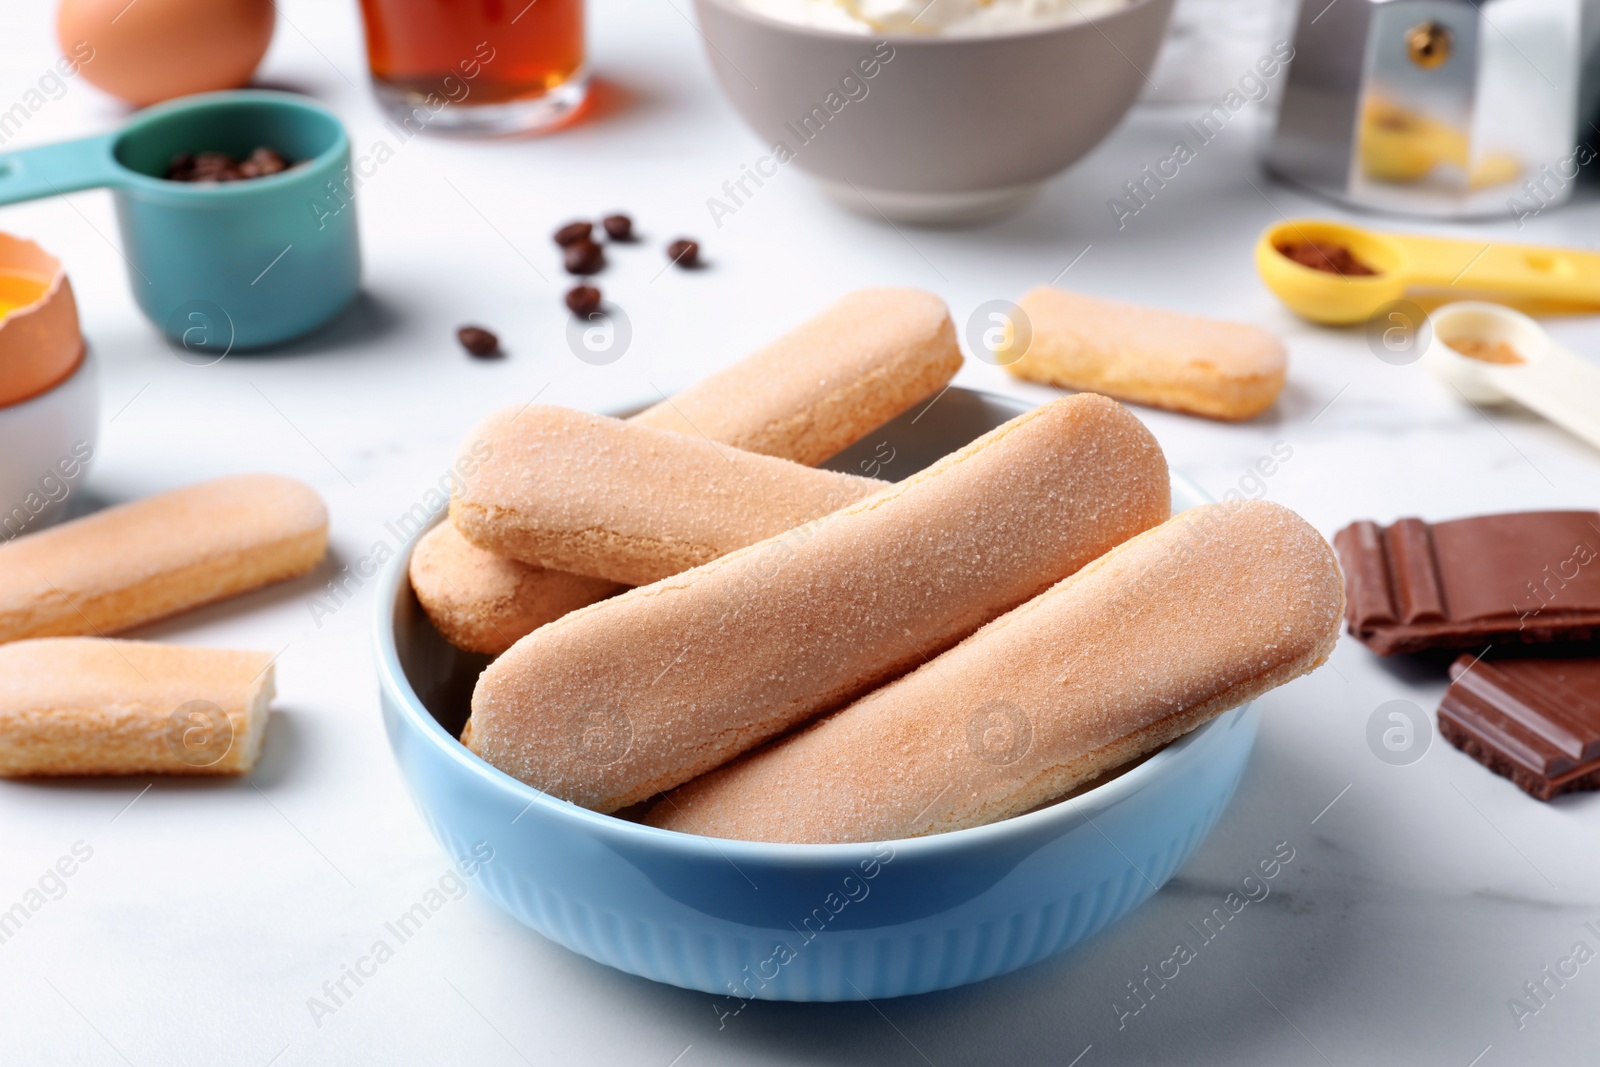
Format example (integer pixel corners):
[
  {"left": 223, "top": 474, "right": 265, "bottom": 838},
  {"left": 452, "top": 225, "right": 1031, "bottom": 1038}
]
[
  {"left": 1438, "top": 655, "right": 1600, "bottom": 800},
  {"left": 1333, "top": 511, "right": 1600, "bottom": 655}
]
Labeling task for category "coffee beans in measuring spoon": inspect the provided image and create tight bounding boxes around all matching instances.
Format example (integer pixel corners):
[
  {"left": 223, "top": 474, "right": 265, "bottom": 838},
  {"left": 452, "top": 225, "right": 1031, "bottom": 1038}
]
[
  {"left": 165, "top": 147, "right": 290, "bottom": 182},
  {"left": 457, "top": 325, "right": 499, "bottom": 357}
]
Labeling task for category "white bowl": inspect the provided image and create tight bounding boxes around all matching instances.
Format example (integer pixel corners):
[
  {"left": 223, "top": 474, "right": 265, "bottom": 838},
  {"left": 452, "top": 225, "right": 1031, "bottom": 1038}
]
[{"left": 0, "top": 348, "right": 98, "bottom": 540}]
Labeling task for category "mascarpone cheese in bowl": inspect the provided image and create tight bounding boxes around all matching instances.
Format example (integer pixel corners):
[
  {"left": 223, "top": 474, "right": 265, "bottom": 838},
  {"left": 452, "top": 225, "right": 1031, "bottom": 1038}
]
[
  {"left": 742, "top": 0, "right": 1133, "bottom": 35},
  {"left": 693, "top": 0, "right": 1174, "bottom": 222}
]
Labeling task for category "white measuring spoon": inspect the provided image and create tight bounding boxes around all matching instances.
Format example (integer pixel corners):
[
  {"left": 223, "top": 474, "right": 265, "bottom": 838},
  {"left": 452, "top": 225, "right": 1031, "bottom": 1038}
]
[{"left": 1423, "top": 302, "right": 1600, "bottom": 452}]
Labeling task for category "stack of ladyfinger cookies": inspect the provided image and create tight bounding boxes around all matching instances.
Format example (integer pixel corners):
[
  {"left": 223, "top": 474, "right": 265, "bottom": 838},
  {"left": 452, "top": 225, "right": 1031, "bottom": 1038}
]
[
  {"left": 420, "top": 288, "right": 1346, "bottom": 845},
  {"left": 0, "top": 474, "right": 329, "bottom": 777},
  {"left": 410, "top": 287, "right": 966, "bottom": 653}
]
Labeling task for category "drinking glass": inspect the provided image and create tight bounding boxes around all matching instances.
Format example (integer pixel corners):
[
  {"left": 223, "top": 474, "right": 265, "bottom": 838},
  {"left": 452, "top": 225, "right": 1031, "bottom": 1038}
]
[{"left": 357, "top": 0, "right": 587, "bottom": 135}]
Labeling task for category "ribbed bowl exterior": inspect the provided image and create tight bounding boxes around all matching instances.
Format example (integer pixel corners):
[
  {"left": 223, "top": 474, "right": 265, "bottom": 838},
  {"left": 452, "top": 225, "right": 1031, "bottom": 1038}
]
[{"left": 380, "top": 689, "right": 1253, "bottom": 1000}]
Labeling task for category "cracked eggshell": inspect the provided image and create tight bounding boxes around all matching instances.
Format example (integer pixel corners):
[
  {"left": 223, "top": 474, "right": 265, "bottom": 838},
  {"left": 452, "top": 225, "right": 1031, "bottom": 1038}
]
[{"left": 0, "top": 234, "right": 83, "bottom": 410}]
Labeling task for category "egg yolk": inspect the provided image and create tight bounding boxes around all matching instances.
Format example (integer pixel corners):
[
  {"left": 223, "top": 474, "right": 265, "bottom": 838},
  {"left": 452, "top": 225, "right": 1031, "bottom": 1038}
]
[{"left": 0, "top": 272, "right": 49, "bottom": 317}]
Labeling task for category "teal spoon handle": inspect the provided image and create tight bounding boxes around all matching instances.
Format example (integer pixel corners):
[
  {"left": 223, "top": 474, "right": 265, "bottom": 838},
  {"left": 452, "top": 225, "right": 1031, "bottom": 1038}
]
[{"left": 0, "top": 133, "right": 121, "bottom": 206}]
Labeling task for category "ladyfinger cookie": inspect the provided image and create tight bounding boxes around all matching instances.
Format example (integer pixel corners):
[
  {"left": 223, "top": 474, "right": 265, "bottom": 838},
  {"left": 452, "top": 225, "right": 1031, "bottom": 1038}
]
[
  {"left": 452, "top": 407, "right": 883, "bottom": 586},
  {"left": 631, "top": 287, "right": 962, "bottom": 466},
  {"left": 412, "top": 287, "right": 962, "bottom": 654},
  {"left": 466, "top": 393, "right": 1169, "bottom": 812},
  {"left": 0, "top": 474, "right": 327, "bottom": 643},
  {"left": 1005, "top": 286, "right": 1286, "bottom": 421},
  {"left": 408, "top": 524, "right": 623, "bottom": 655},
  {"left": 411, "top": 527, "right": 617, "bottom": 656},
  {"left": 0, "top": 638, "right": 276, "bottom": 776},
  {"left": 648, "top": 501, "right": 1344, "bottom": 843}
]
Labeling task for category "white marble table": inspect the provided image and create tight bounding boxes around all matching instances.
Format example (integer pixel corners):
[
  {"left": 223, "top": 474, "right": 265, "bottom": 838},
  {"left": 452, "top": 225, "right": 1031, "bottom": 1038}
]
[{"left": 2, "top": 2, "right": 1598, "bottom": 1064}]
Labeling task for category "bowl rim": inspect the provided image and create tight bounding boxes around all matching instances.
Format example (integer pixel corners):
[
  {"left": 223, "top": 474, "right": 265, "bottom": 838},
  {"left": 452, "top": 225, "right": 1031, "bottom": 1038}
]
[
  {"left": 104, "top": 90, "right": 350, "bottom": 198},
  {"left": 374, "top": 387, "right": 1239, "bottom": 863},
  {"left": 692, "top": 0, "right": 1166, "bottom": 45}
]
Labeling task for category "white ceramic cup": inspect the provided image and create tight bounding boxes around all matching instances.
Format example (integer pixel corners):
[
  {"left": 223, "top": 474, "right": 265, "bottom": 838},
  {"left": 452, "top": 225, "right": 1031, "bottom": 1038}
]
[{"left": 0, "top": 348, "right": 99, "bottom": 540}]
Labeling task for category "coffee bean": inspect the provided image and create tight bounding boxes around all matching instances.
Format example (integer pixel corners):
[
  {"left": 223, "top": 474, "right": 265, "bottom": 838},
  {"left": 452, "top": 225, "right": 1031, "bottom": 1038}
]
[
  {"left": 237, "top": 147, "right": 288, "bottom": 179},
  {"left": 165, "top": 147, "right": 291, "bottom": 183},
  {"left": 553, "top": 221, "right": 592, "bottom": 247},
  {"left": 190, "top": 153, "right": 236, "bottom": 181},
  {"left": 666, "top": 239, "right": 700, "bottom": 268},
  {"left": 565, "top": 285, "right": 602, "bottom": 316},
  {"left": 564, "top": 239, "right": 605, "bottom": 275},
  {"left": 602, "top": 214, "right": 633, "bottom": 241},
  {"left": 457, "top": 325, "right": 499, "bottom": 357}
]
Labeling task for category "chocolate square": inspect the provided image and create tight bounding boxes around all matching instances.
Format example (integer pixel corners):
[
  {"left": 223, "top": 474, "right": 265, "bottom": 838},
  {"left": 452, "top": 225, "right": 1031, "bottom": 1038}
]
[
  {"left": 1438, "top": 655, "right": 1600, "bottom": 800},
  {"left": 1334, "top": 511, "right": 1600, "bottom": 655}
]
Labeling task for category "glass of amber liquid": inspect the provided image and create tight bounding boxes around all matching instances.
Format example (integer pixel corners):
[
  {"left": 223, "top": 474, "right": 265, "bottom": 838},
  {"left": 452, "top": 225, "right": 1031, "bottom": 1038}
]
[{"left": 358, "top": 0, "right": 587, "bottom": 135}]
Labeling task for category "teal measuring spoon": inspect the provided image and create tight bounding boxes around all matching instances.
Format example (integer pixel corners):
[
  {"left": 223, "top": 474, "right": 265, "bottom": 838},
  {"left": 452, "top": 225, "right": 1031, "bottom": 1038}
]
[{"left": 0, "top": 90, "right": 360, "bottom": 351}]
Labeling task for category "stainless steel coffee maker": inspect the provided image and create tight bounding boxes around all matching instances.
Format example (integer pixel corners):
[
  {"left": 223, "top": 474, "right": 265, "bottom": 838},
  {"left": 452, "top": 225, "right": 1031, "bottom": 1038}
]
[{"left": 1268, "top": 0, "right": 1600, "bottom": 218}]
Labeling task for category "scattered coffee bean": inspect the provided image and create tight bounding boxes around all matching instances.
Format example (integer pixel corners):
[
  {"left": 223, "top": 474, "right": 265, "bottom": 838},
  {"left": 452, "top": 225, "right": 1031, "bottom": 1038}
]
[
  {"left": 565, "top": 285, "right": 602, "bottom": 317},
  {"left": 165, "top": 146, "right": 290, "bottom": 183},
  {"left": 553, "top": 220, "right": 593, "bottom": 247},
  {"left": 457, "top": 325, "right": 499, "bottom": 357},
  {"left": 666, "top": 238, "right": 701, "bottom": 268},
  {"left": 564, "top": 239, "right": 605, "bottom": 275},
  {"left": 602, "top": 214, "right": 634, "bottom": 241}
]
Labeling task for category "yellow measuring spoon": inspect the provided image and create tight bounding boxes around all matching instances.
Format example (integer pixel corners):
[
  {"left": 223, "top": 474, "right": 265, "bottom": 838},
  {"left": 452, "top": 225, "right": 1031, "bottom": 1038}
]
[{"left": 1254, "top": 219, "right": 1600, "bottom": 325}]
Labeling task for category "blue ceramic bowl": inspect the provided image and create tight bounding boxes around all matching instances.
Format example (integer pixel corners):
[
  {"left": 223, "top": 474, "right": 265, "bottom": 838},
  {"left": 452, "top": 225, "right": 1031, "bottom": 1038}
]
[
  {"left": 0, "top": 91, "right": 360, "bottom": 350},
  {"left": 374, "top": 388, "right": 1257, "bottom": 1001}
]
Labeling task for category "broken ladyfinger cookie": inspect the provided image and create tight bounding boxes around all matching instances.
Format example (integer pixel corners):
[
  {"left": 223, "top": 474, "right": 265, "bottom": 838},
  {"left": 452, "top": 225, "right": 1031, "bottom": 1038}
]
[{"left": 0, "top": 638, "right": 276, "bottom": 776}]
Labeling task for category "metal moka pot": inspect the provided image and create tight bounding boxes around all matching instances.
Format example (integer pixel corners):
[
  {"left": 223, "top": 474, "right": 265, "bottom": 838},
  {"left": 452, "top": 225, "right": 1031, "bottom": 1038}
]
[{"left": 1268, "top": 0, "right": 1600, "bottom": 219}]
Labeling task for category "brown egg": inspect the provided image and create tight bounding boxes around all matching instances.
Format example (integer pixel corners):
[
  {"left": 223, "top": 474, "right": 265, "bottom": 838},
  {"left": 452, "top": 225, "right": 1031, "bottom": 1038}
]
[{"left": 57, "top": 0, "right": 275, "bottom": 106}]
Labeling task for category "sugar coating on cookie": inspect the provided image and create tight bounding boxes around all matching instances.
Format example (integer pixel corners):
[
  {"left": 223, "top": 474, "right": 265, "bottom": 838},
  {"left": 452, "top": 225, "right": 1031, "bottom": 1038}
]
[
  {"left": 0, "top": 638, "right": 276, "bottom": 777},
  {"left": 632, "top": 287, "right": 963, "bottom": 465},
  {"left": 1007, "top": 286, "right": 1286, "bottom": 421},
  {"left": 0, "top": 474, "right": 328, "bottom": 643},
  {"left": 649, "top": 500, "right": 1344, "bottom": 843},
  {"left": 452, "top": 406, "right": 884, "bottom": 586},
  {"left": 466, "top": 393, "right": 1170, "bottom": 813},
  {"left": 409, "top": 523, "right": 623, "bottom": 656}
]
